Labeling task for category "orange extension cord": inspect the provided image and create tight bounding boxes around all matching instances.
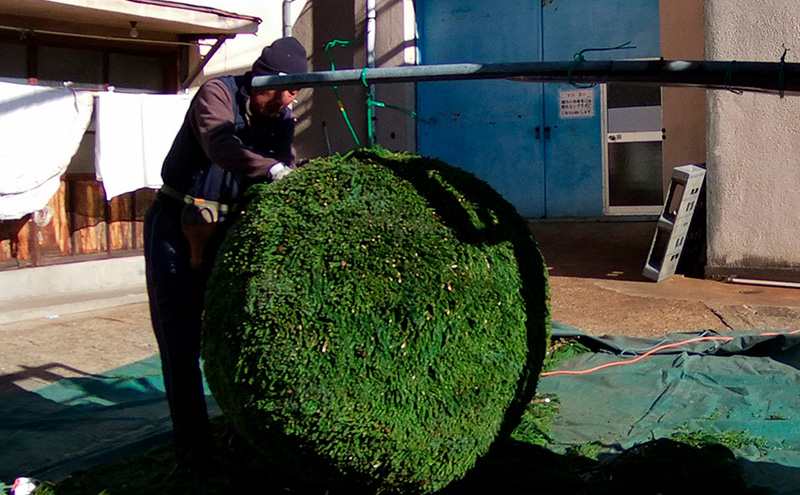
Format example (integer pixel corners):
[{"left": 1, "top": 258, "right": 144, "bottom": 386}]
[{"left": 540, "top": 328, "right": 800, "bottom": 378}]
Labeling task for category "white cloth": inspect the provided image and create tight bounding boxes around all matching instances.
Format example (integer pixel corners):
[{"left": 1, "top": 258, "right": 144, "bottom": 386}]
[
  {"left": 0, "top": 81, "right": 93, "bottom": 220},
  {"left": 95, "top": 92, "right": 191, "bottom": 200}
]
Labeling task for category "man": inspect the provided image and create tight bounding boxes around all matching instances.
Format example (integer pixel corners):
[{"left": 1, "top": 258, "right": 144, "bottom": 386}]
[{"left": 144, "top": 37, "right": 308, "bottom": 460}]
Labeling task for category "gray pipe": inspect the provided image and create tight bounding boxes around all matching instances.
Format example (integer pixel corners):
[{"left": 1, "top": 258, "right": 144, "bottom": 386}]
[{"left": 252, "top": 59, "right": 800, "bottom": 96}]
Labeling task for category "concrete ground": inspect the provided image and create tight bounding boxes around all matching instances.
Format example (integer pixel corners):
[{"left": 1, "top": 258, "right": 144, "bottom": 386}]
[
  {"left": 1, "top": 220, "right": 799, "bottom": 394},
  {"left": 530, "top": 220, "right": 800, "bottom": 337}
]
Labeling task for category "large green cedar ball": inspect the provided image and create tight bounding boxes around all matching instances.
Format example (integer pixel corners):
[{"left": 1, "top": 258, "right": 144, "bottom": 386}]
[{"left": 202, "top": 148, "right": 550, "bottom": 494}]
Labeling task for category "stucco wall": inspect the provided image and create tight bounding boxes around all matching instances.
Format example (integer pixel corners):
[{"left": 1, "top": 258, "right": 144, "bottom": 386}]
[
  {"left": 660, "top": 0, "right": 706, "bottom": 190},
  {"left": 705, "top": 0, "right": 800, "bottom": 280}
]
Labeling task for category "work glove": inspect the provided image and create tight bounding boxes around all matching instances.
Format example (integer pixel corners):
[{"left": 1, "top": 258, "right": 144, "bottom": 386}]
[{"left": 269, "top": 162, "right": 293, "bottom": 182}]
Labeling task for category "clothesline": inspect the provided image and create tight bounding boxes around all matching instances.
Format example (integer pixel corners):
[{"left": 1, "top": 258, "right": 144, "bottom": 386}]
[
  {"left": 0, "top": 76, "right": 193, "bottom": 96},
  {"left": 0, "top": 79, "right": 191, "bottom": 220}
]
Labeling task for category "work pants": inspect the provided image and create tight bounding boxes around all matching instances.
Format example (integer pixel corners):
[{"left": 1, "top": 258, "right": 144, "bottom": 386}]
[{"left": 143, "top": 197, "right": 222, "bottom": 452}]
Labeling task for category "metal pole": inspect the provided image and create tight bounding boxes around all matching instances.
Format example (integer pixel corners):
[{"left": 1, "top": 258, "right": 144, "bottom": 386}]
[
  {"left": 366, "top": 0, "right": 377, "bottom": 147},
  {"left": 283, "top": 0, "right": 294, "bottom": 37},
  {"left": 252, "top": 59, "right": 800, "bottom": 96}
]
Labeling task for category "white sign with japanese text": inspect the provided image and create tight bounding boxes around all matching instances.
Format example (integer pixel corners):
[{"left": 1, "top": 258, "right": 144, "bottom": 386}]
[{"left": 559, "top": 89, "right": 595, "bottom": 119}]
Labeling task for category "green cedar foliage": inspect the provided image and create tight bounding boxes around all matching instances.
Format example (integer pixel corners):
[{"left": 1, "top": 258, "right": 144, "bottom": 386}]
[{"left": 202, "top": 148, "right": 550, "bottom": 494}]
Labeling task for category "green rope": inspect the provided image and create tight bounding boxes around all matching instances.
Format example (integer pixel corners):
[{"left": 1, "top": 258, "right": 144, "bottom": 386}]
[
  {"left": 324, "top": 38, "right": 429, "bottom": 149},
  {"left": 367, "top": 97, "right": 420, "bottom": 120},
  {"left": 779, "top": 45, "right": 789, "bottom": 99},
  {"left": 724, "top": 60, "right": 743, "bottom": 95},
  {"left": 363, "top": 67, "right": 375, "bottom": 146},
  {"left": 567, "top": 41, "right": 636, "bottom": 89},
  {"left": 360, "top": 66, "right": 422, "bottom": 144},
  {"left": 325, "top": 39, "right": 361, "bottom": 147}
]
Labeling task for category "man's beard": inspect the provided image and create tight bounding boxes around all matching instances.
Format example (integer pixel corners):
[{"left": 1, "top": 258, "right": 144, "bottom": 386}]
[{"left": 250, "top": 100, "right": 281, "bottom": 118}]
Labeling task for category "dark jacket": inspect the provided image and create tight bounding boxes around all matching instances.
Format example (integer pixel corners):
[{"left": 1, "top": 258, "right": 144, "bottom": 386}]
[{"left": 160, "top": 73, "right": 295, "bottom": 205}]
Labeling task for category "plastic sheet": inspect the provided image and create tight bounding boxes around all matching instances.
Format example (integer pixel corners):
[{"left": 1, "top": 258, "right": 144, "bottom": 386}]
[{"left": 540, "top": 322, "right": 800, "bottom": 495}]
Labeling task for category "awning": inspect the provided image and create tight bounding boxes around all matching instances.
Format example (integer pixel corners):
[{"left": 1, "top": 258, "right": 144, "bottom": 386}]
[{"left": 0, "top": 0, "right": 261, "bottom": 38}]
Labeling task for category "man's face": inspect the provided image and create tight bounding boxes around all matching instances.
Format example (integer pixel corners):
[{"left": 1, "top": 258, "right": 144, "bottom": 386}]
[{"left": 250, "top": 88, "right": 299, "bottom": 118}]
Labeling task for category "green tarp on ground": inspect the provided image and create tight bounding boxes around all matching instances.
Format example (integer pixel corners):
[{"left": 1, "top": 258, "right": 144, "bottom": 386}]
[
  {"left": 0, "top": 357, "right": 219, "bottom": 483},
  {"left": 539, "top": 322, "right": 800, "bottom": 495},
  {"left": 2, "top": 323, "right": 800, "bottom": 494}
]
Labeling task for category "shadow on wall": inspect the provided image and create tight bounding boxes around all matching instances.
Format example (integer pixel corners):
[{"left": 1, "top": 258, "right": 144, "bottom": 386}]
[
  {"left": 292, "top": 0, "right": 363, "bottom": 159},
  {"left": 292, "top": 0, "right": 415, "bottom": 160}
]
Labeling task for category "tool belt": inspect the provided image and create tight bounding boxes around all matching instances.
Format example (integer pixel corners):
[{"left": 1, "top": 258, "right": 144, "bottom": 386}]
[
  {"left": 158, "top": 184, "right": 239, "bottom": 269},
  {"left": 158, "top": 184, "right": 236, "bottom": 225}
]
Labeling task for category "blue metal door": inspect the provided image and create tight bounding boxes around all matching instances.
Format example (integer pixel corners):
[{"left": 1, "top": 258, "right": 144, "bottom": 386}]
[
  {"left": 417, "top": 0, "right": 659, "bottom": 218},
  {"left": 541, "top": 0, "right": 661, "bottom": 216},
  {"left": 417, "top": 0, "right": 545, "bottom": 217}
]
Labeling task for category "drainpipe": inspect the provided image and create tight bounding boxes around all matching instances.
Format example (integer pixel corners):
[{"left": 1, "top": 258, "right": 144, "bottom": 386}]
[
  {"left": 283, "top": 0, "right": 294, "bottom": 37},
  {"left": 366, "top": 0, "right": 377, "bottom": 146}
]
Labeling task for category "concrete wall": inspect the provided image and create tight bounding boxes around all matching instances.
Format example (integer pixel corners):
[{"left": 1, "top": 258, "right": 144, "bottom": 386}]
[
  {"left": 0, "top": 256, "right": 145, "bottom": 300},
  {"left": 291, "top": 0, "right": 416, "bottom": 159},
  {"left": 705, "top": 0, "right": 800, "bottom": 281},
  {"left": 292, "top": 1, "right": 369, "bottom": 158},
  {"left": 660, "top": 0, "right": 706, "bottom": 190}
]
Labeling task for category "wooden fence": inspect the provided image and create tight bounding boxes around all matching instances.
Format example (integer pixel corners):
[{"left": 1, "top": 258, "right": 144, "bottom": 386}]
[{"left": 0, "top": 175, "right": 155, "bottom": 270}]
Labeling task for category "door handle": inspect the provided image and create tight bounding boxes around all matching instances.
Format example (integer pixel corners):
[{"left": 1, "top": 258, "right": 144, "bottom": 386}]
[
  {"left": 544, "top": 126, "right": 551, "bottom": 140},
  {"left": 534, "top": 126, "right": 541, "bottom": 140}
]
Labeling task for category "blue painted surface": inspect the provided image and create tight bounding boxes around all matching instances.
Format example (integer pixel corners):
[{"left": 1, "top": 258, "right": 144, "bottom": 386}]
[
  {"left": 542, "top": 0, "right": 660, "bottom": 216},
  {"left": 417, "top": 0, "right": 545, "bottom": 217},
  {"left": 417, "top": 0, "right": 660, "bottom": 218}
]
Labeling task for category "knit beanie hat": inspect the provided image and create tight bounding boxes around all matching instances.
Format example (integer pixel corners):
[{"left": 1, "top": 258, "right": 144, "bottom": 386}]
[{"left": 252, "top": 37, "right": 308, "bottom": 76}]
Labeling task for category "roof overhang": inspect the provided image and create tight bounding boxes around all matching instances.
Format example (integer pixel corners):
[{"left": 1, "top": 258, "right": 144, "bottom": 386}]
[{"left": 0, "top": 0, "right": 261, "bottom": 39}]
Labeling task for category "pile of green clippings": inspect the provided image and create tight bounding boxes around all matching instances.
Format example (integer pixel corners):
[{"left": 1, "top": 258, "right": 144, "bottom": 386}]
[{"left": 202, "top": 147, "right": 551, "bottom": 493}]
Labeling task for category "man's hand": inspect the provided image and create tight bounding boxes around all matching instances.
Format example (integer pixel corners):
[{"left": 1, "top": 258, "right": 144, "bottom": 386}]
[{"left": 269, "top": 162, "right": 293, "bottom": 182}]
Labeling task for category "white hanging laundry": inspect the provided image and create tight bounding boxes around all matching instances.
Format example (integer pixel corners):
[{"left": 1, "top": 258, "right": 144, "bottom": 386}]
[
  {"left": 95, "top": 92, "right": 191, "bottom": 200},
  {"left": 0, "top": 174, "right": 63, "bottom": 222},
  {"left": 0, "top": 81, "right": 93, "bottom": 220}
]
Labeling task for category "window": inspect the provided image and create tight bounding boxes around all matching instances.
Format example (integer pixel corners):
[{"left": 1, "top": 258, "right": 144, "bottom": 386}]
[
  {"left": 0, "top": 38, "right": 178, "bottom": 92},
  {"left": 38, "top": 46, "right": 104, "bottom": 86},
  {"left": 604, "top": 83, "right": 665, "bottom": 213},
  {"left": 109, "top": 53, "right": 167, "bottom": 92},
  {"left": 1, "top": 42, "right": 27, "bottom": 79}
]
